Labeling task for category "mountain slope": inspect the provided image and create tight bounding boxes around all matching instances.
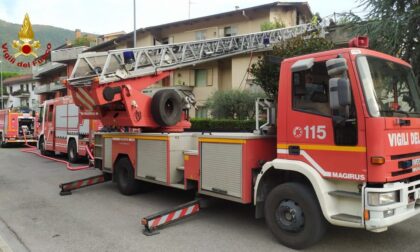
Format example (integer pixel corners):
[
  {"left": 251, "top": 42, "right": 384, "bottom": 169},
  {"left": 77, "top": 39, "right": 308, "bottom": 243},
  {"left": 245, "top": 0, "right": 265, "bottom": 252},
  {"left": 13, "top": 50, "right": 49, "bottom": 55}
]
[{"left": 0, "top": 19, "right": 77, "bottom": 73}]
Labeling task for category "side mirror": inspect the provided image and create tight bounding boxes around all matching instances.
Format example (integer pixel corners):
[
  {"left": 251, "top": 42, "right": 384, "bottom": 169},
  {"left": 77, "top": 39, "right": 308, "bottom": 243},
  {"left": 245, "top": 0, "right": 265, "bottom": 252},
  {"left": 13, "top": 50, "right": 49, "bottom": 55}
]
[
  {"left": 329, "top": 78, "right": 351, "bottom": 119},
  {"left": 326, "top": 58, "right": 348, "bottom": 77},
  {"left": 329, "top": 78, "right": 351, "bottom": 108}
]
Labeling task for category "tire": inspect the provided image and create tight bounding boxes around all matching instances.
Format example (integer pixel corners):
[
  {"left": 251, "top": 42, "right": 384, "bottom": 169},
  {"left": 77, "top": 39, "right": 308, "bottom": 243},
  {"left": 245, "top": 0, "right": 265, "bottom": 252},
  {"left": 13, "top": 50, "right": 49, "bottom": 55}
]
[
  {"left": 151, "top": 90, "right": 182, "bottom": 126},
  {"left": 67, "top": 139, "right": 80, "bottom": 163},
  {"left": 264, "top": 182, "right": 326, "bottom": 249},
  {"left": 39, "top": 137, "right": 53, "bottom": 156},
  {"left": 0, "top": 134, "right": 5, "bottom": 148},
  {"left": 115, "top": 157, "right": 142, "bottom": 195}
]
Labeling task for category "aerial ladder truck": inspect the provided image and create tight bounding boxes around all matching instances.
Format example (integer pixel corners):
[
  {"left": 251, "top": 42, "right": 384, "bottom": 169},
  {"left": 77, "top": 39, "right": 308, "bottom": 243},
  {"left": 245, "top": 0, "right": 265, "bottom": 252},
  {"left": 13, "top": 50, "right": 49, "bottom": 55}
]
[{"left": 60, "top": 23, "right": 420, "bottom": 249}]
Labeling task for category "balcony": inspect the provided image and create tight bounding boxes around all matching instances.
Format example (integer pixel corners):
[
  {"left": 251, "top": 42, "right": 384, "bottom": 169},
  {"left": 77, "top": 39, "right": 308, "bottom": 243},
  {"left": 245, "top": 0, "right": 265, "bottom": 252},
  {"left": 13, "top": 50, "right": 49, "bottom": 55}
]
[
  {"left": 12, "top": 89, "right": 31, "bottom": 98},
  {"left": 52, "top": 46, "right": 88, "bottom": 63},
  {"left": 32, "top": 62, "right": 66, "bottom": 78},
  {"left": 49, "top": 81, "right": 66, "bottom": 92},
  {"left": 34, "top": 84, "right": 50, "bottom": 94}
]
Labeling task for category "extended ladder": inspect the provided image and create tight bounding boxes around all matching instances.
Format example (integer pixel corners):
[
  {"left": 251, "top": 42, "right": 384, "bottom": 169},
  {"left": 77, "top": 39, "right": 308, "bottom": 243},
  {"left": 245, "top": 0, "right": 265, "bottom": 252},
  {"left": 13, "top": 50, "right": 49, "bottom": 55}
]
[{"left": 68, "top": 23, "right": 318, "bottom": 86}]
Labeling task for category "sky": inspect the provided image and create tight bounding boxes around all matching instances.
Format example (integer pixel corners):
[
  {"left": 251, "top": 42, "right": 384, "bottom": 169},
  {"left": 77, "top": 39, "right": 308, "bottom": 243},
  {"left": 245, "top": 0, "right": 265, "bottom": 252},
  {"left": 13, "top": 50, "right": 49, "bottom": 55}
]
[{"left": 0, "top": 0, "right": 363, "bottom": 35}]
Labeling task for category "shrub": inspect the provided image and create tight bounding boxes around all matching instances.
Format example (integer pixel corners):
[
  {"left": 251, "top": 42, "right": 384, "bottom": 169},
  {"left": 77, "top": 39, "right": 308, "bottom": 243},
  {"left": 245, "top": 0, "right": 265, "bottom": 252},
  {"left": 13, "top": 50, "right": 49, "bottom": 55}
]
[
  {"left": 206, "top": 89, "right": 266, "bottom": 120},
  {"left": 189, "top": 118, "right": 259, "bottom": 132}
]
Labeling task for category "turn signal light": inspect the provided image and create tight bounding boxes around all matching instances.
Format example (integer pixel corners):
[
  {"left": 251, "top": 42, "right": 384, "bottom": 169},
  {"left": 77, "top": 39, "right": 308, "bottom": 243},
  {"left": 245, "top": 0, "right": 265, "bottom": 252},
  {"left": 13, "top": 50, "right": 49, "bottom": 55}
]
[
  {"left": 364, "top": 210, "right": 370, "bottom": 220},
  {"left": 371, "top": 156, "right": 385, "bottom": 165}
]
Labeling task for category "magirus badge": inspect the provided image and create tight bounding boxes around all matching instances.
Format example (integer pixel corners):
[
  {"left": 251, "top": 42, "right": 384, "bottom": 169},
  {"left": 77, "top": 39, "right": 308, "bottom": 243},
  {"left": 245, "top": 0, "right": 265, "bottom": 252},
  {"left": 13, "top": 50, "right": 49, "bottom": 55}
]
[{"left": 12, "top": 13, "right": 41, "bottom": 58}]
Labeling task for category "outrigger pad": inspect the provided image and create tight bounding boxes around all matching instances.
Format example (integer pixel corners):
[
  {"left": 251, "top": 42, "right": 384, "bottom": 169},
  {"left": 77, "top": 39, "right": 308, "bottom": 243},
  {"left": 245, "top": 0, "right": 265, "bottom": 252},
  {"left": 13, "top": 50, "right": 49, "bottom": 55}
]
[
  {"left": 59, "top": 174, "right": 111, "bottom": 196},
  {"left": 141, "top": 200, "right": 200, "bottom": 235}
]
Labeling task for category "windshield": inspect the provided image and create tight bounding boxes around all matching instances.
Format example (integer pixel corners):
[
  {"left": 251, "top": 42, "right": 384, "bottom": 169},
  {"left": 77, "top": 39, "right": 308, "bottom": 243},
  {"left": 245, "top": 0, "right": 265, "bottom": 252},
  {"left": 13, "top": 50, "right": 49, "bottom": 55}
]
[{"left": 357, "top": 56, "right": 420, "bottom": 117}]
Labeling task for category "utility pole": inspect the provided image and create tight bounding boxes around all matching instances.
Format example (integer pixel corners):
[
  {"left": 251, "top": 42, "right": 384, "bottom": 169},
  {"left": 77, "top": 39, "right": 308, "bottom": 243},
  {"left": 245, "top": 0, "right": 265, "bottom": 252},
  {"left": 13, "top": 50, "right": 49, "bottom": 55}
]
[
  {"left": 133, "top": 0, "right": 137, "bottom": 48},
  {"left": 188, "top": 0, "right": 191, "bottom": 19}
]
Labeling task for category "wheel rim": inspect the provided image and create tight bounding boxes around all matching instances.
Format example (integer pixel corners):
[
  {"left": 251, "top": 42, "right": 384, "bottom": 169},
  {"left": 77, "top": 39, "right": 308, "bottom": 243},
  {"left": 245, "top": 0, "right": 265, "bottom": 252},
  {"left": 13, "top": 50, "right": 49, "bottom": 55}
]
[
  {"left": 275, "top": 199, "right": 304, "bottom": 232},
  {"left": 164, "top": 100, "right": 174, "bottom": 116}
]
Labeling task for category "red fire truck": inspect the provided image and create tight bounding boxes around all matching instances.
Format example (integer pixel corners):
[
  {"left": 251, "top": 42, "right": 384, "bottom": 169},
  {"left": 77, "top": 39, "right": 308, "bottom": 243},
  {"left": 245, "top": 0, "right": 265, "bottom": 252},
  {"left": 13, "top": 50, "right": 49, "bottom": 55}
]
[
  {"left": 37, "top": 96, "right": 102, "bottom": 163},
  {"left": 62, "top": 24, "right": 420, "bottom": 249},
  {"left": 0, "top": 109, "right": 37, "bottom": 147}
]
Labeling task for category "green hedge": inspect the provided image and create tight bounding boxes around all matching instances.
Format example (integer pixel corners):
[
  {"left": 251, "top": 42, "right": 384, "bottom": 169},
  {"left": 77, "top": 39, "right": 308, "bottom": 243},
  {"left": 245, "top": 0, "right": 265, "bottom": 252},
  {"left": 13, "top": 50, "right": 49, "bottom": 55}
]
[{"left": 188, "top": 119, "right": 262, "bottom": 132}]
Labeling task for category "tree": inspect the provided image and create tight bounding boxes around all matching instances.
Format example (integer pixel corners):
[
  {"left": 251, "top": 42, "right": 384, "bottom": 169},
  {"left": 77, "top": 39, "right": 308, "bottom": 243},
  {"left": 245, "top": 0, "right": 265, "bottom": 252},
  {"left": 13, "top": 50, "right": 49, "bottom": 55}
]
[
  {"left": 260, "top": 19, "right": 285, "bottom": 31},
  {"left": 73, "top": 35, "right": 93, "bottom": 47},
  {"left": 206, "top": 89, "right": 266, "bottom": 120},
  {"left": 249, "top": 34, "right": 334, "bottom": 99},
  {"left": 343, "top": 0, "right": 419, "bottom": 83}
]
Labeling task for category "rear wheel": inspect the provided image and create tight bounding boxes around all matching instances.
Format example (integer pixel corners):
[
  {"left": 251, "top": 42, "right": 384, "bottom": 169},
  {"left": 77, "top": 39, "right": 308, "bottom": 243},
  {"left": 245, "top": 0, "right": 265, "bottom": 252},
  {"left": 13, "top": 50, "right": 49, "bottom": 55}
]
[
  {"left": 68, "top": 139, "right": 80, "bottom": 163},
  {"left": 115, "top": 157, "right": 146, "bottom": 195},
  {"left": 264, "top": 182, "right": 326, "bottom": 249}
]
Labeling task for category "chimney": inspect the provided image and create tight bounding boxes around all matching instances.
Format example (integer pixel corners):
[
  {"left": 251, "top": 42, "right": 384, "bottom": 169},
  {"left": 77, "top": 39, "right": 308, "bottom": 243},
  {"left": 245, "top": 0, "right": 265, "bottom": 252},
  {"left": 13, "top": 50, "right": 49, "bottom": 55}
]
[{"left": 75, "top": 29, "right": 81, "bottom": 39}]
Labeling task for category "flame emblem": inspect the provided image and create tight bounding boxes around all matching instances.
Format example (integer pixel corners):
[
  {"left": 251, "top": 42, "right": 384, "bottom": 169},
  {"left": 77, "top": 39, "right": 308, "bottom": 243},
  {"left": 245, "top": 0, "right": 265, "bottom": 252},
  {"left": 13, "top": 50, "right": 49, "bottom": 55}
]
[{"left": 12, "top": 13, "right": 41, "bottom": 58}]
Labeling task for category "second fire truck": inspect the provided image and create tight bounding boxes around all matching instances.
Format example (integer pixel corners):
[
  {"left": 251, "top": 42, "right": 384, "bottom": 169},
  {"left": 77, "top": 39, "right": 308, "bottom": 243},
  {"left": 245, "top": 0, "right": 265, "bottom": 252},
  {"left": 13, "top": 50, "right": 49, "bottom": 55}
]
[
  {"left": 0, "top": 109, "right": 37, "bottom": 147},
  {"left": 37, "top": 96, "right": 102, "bottom": 162}
]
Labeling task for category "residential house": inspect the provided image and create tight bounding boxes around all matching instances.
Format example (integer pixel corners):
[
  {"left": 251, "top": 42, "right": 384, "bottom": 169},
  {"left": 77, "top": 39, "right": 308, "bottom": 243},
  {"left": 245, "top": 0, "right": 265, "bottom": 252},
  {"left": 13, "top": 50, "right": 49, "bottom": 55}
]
[
  {"left": 32, "top": 30, "right": 91, "bottom": 103},
  {"left": 2, "top": 74, "right": 40, "bottom": 111},
  {"left": 86, "top": 1, "right": 313, "bottom": 117}
]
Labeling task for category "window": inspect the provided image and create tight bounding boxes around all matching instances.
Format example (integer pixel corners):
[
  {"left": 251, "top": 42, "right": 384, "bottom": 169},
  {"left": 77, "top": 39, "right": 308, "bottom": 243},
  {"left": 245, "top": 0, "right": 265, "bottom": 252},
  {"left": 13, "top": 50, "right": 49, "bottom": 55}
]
[
  {"left": 292, "top": 61, "right": 331, "bottom": 116},
  {"left": 195, "top": 30, "right": 206, "bottom": 40},
  {"left": 47, "top": 105, "right": 54, "bottom": 122},
  {"left": 196, "top": 107, "right": 208, "bottom": 118},
  {"left": 224, "top": 26, "right": 237, "bottom": 37},
  {"left": 195, "top": 69, "right": 207, "bottom": 87}
]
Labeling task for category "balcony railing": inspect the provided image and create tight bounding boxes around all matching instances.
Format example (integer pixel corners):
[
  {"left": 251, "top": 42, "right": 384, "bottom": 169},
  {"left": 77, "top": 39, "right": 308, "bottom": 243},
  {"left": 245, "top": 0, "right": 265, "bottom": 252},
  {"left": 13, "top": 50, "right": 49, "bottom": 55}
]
[
  {"left": 49, "top": 81, "right": 66, "bottom": 91},
  {"left": 34, "top": 84, "right": 50, "bottom": 94},
  {"left": 11, "top": 89, "right": 31, "bottom": 97},
  {"left": 51, "top": 46, "right": 88, "bottom": 63},
  {"left": 32, "top": 62, "right": 66, "bottom": 77}
]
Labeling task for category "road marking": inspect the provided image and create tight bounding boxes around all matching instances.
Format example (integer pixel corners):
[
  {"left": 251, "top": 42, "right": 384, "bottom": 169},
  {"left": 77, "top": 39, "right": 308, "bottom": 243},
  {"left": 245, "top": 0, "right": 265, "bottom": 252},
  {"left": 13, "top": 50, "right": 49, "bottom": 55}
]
[{"left": 0, "top": 234, "right": 13, "bottom": 252}]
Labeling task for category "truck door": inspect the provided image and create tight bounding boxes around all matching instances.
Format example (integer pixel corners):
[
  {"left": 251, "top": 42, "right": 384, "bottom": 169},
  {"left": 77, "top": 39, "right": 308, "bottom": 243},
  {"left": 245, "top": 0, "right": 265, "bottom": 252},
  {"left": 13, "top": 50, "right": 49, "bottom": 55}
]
[
  {"left": 282, "top": 54, "right": 367, "bottom": 181},
  {"left": 45, "top": 104, "right": 55, "bottom": 151}
]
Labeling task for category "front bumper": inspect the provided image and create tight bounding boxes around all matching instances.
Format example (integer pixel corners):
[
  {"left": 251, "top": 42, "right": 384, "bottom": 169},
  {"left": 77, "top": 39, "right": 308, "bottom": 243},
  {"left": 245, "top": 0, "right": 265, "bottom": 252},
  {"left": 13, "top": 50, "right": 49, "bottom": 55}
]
[
  {"left": 5, "top": 138, "right": 37, "bottom": 143},
  {"left": 364, "top": 179, "right": 420, "bottom": 231}
]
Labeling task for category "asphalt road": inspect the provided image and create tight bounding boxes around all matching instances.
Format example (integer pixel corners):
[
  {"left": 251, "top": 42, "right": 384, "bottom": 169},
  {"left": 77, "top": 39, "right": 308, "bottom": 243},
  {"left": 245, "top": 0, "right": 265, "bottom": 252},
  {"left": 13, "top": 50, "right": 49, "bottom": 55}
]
[{"left": 1, "top": 147, "right": 420, "bottom": 252}]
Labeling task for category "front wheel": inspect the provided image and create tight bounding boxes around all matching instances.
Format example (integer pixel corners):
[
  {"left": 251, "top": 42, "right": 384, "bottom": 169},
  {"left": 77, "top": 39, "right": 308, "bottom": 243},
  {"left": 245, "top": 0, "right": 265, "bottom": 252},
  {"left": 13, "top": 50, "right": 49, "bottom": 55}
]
[
  {"left": 39, "top": 137, "right": 51, "bottom": 156},
  {"left": 0, "top": 134, "right": 5, "bottom": 148},
  {"left": 264, "top": 182, "right": 326, "bottom": 249}
]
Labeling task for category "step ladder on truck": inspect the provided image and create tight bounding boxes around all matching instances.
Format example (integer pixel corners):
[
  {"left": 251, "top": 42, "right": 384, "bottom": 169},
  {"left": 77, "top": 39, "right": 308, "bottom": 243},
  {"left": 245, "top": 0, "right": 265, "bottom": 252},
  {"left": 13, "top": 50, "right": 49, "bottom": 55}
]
[{"left": 61, "top": 23, "right": 420, "bottom": 249}]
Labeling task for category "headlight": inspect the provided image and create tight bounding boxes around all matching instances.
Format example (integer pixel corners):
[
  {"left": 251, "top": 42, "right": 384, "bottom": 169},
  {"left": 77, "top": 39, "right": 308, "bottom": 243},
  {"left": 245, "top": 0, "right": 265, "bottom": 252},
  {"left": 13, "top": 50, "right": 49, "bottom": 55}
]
[{"left": 367, "top": 191, "right": 400, "bottom": 206}]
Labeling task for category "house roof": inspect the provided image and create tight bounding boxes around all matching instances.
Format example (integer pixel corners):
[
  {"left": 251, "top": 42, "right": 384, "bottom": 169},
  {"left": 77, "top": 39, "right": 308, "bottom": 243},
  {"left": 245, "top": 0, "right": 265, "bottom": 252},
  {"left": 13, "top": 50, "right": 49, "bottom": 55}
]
[
  {"left": 85, "top": 1, "right": 312, "bottom": 52},
  {"left": 3, "top": 74, "right": 35, "bottom": 86}
]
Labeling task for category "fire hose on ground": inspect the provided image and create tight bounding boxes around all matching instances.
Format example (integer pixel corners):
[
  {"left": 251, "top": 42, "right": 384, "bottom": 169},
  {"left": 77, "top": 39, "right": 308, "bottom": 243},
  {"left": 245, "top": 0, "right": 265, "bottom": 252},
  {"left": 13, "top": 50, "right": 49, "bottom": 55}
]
[{"left": 21, "top": 127, "right": 94, "bottom": 171}]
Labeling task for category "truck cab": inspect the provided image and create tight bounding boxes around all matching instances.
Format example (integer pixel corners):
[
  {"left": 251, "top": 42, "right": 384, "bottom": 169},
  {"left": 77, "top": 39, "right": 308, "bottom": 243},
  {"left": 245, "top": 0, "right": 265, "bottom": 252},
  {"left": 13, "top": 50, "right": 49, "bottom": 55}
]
[{"left": 255, "top": 42, "right": 420, "bottom": 248}]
